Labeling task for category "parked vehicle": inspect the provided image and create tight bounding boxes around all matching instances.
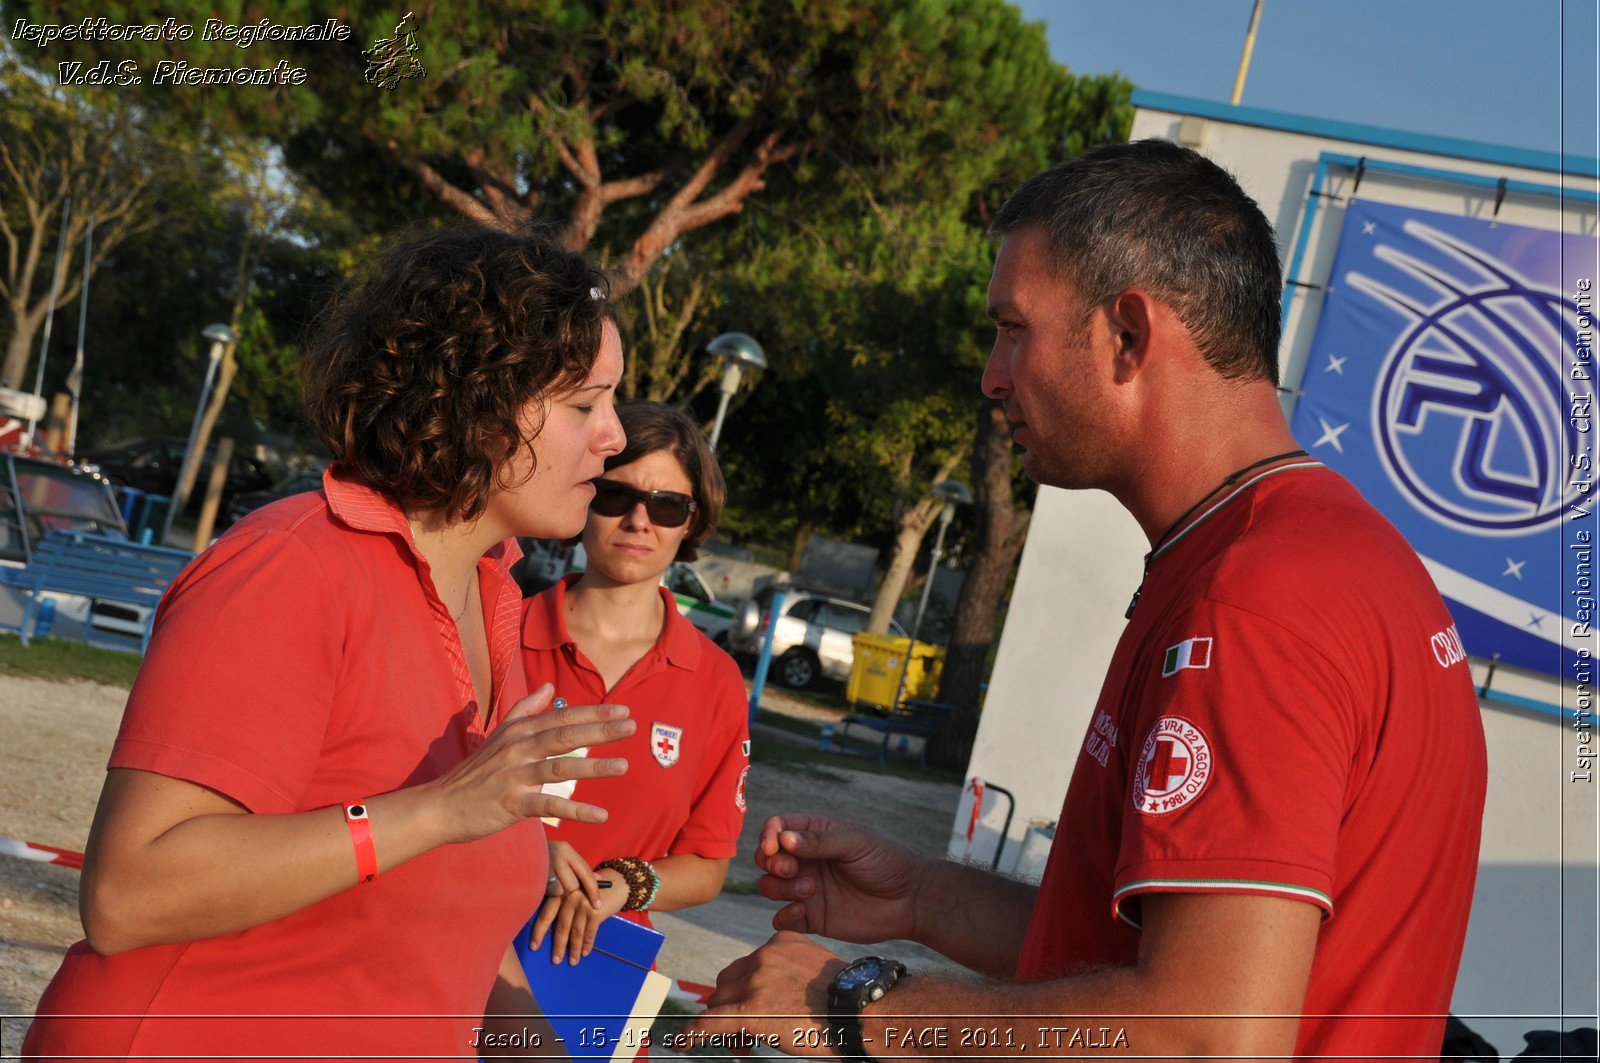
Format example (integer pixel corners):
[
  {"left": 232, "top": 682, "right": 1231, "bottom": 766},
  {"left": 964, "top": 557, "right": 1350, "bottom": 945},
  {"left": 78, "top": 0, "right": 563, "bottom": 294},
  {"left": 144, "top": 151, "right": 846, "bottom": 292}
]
[
  {"left": 0, "top": 449, "right": 150, "bottom": 639},
  {"left": 223, "top": 472, "right": 326, "bottom": 526},
  {"left": 1, "top": 452, "right": 129, "bottom": 564},
  {"left": 510, "top": 538, "right": 736, "bottom": 644},
  {"left": 729, "top": 586, "right": 906, "bottom": 690},
  {"left": 79, "top": 437, "right": 272, "bottom": 520}
]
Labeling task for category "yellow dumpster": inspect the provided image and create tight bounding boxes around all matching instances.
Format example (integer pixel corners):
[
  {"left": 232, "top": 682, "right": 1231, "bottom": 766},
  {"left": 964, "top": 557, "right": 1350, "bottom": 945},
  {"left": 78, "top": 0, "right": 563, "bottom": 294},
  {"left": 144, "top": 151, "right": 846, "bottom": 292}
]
[{"left": 848, "top": 632, "right": 945, "bottom": 710}]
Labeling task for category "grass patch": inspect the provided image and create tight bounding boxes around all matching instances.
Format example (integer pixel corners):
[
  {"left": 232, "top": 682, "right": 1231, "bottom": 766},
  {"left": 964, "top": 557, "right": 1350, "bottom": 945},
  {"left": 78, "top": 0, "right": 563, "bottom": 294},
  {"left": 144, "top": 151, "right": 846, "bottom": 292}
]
[
  {"left": 751, "top": 708, "right": 825, "bottom": 737},
  {"left": 751, "top": 728, "right": 965, "bottom": 786},
  {"left": 766, "top": 686, "right": 851, "bottom": 714},
  {"left": 750, "top": 740, "right": 851, "bottom": 782},
  {"left": 0, "top": 631, "right": 140, "bottom": 688}
]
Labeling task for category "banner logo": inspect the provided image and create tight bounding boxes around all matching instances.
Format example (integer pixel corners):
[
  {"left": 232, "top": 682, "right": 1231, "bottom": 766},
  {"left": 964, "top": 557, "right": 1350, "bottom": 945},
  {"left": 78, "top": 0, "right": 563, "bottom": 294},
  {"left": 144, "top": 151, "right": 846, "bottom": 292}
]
[
  {"left": 1292, "top": 199, "right": 1596, "bottom": 682},
  {"left": 1352, "top": 220, "right": 1590, "bottom": 534}
]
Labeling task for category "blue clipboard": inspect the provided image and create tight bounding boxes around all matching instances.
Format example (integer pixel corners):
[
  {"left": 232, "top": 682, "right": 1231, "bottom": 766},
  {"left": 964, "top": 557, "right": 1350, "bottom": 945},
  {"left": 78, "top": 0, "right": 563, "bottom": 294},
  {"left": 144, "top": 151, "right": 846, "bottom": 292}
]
[{"left": 515, "top": 914, "right": 670, "bottom": 1061}]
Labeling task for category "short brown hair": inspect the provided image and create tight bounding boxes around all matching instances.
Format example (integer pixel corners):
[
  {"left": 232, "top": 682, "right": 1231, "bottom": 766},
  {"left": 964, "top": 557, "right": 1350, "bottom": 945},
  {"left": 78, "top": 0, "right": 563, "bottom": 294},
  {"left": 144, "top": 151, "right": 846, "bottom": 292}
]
[
  {"left": 991, "top": 139, "right": 1283, "bottom": 385},
  {"left": 605, "top": 402, "right": 724, "bottom": 562},
  {"left": 301, "top": 225, "right": 613, "bottom": 521}
]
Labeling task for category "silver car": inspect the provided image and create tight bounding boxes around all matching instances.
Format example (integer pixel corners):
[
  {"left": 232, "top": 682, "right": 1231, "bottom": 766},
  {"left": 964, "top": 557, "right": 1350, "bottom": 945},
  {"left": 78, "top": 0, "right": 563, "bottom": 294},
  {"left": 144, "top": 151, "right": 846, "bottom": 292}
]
[{"left": 732, "top": 587, "right": 906, "bottom": 690}]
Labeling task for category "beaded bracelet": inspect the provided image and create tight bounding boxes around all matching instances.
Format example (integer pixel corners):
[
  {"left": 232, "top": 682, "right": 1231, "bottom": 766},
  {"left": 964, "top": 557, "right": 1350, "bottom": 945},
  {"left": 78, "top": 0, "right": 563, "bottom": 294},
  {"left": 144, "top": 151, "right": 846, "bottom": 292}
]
[{"left": 597, "top": 857, "right": 660, "bottom": 912}]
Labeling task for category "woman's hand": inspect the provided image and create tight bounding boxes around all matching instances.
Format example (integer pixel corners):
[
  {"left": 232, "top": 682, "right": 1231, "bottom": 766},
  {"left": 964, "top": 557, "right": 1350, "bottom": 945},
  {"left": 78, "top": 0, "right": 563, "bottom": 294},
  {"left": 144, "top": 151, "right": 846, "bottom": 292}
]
[
  {"left": 430, "top": 685, "right": 634, "bottom": 845},
  {"left": 531, "top": 853, "right": 629, "bottom": 964},
  {"left": 545, "top": 840, "right": 601, "bottom": 906}
]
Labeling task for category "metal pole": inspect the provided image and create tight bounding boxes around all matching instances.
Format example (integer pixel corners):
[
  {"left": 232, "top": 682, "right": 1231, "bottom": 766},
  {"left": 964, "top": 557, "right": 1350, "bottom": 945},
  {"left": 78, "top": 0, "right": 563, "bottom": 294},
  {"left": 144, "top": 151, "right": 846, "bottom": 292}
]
[
  {"left": 910, "top": 505, "right": 954, "bottom": 644},
  {"left": 161, "top": 346, "right": 224, "bottom": 544},
  {"left": 25, "top": 197, "right": 72, "bottom": 441},
  {"left": 747, "top": 588, "right": 786, "bottom": 722},
  {"left": 66, "top": 217, "right": 93, "bottom": 458},
  {"left": 1231, "top": 0, "right": 1265, "bottom": 106},
  {"left": 890, "top": 503, "right": 954, "bottom": 709},
  {"left": 708, "top": 362, "right": 741, "bottom": 452}
]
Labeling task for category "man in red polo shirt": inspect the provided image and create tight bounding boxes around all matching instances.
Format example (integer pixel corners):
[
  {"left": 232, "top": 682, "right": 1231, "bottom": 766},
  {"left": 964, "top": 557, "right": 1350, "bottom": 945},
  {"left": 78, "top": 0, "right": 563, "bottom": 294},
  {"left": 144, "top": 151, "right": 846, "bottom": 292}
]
[{"left": 683, "top": 141, "right": 1487, "bottom": 1060}]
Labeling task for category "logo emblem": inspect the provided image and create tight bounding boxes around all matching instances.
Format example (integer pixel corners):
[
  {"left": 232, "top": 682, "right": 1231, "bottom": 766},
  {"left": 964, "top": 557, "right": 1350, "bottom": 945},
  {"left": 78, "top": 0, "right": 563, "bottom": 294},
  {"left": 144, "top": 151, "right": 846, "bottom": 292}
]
[
  {"left": 741, "top": 739, "right": 751, "bottom": 758},
  {"left": 1132, "top": 717, "right": 1213, "bottom": 815},
  {"left": 651, "top": 723, "right": 683, "bottom": 768},
  {"left": 1161, "top": 637, "right": 1212, "bottom": 677},
  {"left": 735, "top": 765, "right": 749, "bottom": 812},
  {"left": 1353, "top": 220, "right": 1595, "bottom": 534}
]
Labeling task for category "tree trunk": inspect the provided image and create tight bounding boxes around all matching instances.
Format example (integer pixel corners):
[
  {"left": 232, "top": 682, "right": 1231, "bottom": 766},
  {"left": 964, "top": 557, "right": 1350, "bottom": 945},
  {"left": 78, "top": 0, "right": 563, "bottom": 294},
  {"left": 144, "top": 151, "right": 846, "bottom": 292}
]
[
  {"left": 866, "top": 496, "right": 941, "bottom": 634},
  {"left": 788, "top": 521, "right": 815, "bottom": 574},
  {"left": 2, "top": 326, "right": 36, "bottom": 391},
  {"left": 928, "top": 399, "right": 1033, "bottom": 770}
]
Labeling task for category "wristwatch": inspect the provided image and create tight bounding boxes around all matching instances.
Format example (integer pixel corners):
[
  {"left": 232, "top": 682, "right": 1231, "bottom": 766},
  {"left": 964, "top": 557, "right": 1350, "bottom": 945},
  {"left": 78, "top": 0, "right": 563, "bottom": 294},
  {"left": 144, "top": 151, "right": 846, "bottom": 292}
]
[{"left": 827, "top": 955, "right": 907, "bottom": 1063}]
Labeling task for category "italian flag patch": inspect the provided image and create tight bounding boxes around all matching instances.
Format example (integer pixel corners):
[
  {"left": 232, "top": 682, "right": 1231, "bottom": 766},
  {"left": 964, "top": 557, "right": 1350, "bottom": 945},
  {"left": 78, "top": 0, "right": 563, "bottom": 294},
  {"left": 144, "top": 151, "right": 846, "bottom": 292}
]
[{"left": 1162, "top": 637, "right": 1213, "bottom": 677}]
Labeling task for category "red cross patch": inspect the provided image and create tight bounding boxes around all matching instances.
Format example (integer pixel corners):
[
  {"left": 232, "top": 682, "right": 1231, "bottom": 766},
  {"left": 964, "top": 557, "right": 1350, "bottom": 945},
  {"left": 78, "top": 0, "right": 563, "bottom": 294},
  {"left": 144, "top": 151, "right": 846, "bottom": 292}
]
[
  {"left": 1131, "top": 716, "right": 1212, "bottom": 815},
  {"left": 651, "top": 723, "right": 683, "bottom": 768}
]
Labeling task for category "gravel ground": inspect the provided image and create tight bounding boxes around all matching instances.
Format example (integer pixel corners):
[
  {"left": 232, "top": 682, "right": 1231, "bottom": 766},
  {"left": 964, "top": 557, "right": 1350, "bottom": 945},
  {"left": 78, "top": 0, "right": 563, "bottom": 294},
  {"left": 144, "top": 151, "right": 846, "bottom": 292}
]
[{"left": 0, "top": 668, "right": 960, "bottom": 1048}]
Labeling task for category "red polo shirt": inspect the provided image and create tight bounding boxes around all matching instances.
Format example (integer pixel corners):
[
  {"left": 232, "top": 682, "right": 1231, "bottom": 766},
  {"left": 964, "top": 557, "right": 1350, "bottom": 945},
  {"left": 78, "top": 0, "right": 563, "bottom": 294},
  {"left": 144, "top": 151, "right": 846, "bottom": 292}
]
[
  {"left": 521, "top": 575, "right": 749, "bottom": 889},
  {"left": 1018, "top": 462, "right": 1486, "bottom": 1058},
  {"left": 25, "top": 466, "right": 547, "bottom": 1061}
]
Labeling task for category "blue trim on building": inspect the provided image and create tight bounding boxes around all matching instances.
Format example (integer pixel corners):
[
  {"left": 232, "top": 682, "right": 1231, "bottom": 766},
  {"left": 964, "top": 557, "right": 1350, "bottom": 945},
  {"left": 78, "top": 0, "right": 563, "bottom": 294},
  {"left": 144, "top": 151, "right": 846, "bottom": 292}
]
[
  {"left": 1481, "top": 687, "right": 1579, "bottom": 723},
  {"left": 1132, "top": 90, "right": 1600, "bottom": 179}
]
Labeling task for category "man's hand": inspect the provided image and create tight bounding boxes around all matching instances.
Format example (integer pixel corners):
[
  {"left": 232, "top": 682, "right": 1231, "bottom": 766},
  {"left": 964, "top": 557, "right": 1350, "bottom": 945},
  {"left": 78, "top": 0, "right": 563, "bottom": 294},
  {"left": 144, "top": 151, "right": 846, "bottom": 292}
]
[
  {"left": 756, "top": 814, "right": 926, "bottom": 944},
  {"left": 683, "top": 931, "right": 847, "bottom": 1056}
]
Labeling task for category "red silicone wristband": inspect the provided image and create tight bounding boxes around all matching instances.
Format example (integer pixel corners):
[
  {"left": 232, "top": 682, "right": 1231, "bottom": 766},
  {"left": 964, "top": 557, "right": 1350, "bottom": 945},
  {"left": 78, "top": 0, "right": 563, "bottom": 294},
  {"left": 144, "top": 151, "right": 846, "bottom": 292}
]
[{"left": 343, "top": 802, "right": 378, "bottom": 884}]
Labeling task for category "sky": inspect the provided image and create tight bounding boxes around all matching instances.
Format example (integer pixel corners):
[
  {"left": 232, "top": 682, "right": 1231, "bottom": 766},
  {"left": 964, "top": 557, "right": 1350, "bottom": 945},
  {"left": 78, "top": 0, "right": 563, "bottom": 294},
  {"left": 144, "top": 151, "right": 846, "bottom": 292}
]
[{"left": 1014, "top": 0, "right": 1600, "bottom": 162}]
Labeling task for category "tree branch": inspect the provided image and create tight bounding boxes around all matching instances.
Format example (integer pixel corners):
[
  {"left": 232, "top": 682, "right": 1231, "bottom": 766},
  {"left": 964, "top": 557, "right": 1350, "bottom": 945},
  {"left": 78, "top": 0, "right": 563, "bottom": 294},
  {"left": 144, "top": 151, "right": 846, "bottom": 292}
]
[
  {"left": 373, "top": 134, "right": 504, "bottom": 230},
  {"left": 609, "top": 127, "right": 802, "bottom": 297}
]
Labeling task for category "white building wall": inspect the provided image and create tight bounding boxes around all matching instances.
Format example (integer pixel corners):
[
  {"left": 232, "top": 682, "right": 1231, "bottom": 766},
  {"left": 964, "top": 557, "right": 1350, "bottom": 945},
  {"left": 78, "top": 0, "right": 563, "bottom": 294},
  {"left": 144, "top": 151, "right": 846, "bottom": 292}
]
[{"left": 957, "top": 100, "right": 1598, "bottom": 1033}]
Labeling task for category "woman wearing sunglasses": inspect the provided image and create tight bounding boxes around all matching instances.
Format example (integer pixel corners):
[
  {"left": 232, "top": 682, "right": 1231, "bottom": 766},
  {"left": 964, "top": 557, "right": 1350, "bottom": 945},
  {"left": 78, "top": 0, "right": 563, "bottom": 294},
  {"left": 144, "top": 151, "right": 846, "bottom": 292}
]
[
  {"left": 521, "top": 401, "right": 750, "bottom": 965},
  {"left": 23, "top": 226, "right": 636, "bottom": 1061}
]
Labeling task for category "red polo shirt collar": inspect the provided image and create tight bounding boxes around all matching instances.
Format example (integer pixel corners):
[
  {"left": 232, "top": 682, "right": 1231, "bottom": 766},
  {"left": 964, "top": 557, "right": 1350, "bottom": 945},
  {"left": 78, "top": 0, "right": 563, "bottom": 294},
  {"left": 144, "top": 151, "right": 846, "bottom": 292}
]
[
  {"left": 321, "top": 463, "right": 524, "bottom": 730},
  {"left": 320, "top": 463, "right": 522, "bottom": 569},
  {"left": 522, "top": 572, "right": 701, "bottom": 671}
]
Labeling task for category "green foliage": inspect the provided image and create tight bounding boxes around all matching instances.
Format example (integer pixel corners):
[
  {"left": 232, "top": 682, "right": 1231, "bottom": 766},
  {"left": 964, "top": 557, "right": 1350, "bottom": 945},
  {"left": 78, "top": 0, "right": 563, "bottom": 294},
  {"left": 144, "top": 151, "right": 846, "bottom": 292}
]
[{"left": 8, "top": 0, "right": 1130, "bottom": 553}]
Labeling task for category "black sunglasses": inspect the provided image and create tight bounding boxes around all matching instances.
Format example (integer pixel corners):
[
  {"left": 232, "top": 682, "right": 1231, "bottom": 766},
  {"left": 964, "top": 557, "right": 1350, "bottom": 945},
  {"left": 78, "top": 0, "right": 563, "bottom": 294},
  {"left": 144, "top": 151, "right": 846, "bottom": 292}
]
[{"left": 589, "top": 479, "right": 698, "bottom": 528}]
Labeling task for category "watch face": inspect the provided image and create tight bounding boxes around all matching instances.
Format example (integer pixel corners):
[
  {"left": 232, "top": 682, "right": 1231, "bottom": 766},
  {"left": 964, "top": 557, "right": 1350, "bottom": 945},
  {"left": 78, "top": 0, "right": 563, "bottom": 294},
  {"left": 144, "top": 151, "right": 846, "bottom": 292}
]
[{"left": 838, "top": 959, "right": 882, "bottom": 990}]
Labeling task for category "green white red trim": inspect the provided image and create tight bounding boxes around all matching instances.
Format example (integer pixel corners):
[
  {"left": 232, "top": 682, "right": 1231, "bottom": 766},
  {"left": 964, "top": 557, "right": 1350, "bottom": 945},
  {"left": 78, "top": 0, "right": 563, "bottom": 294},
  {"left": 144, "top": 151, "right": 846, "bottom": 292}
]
[
  {"left": 1112, "top": 877, "right": 1333, "bottom": 928},
  {"left": 1148, "top": 460, "right": 1325, "bottom": 566}
]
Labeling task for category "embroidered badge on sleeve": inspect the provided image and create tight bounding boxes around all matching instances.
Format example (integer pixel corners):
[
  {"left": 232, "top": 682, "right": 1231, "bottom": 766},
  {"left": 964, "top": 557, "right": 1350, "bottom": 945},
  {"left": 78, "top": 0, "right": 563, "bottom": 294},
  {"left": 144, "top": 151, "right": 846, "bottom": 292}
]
[{"left": 1131, "top": 716, "right": 1213, "bottom": 815}]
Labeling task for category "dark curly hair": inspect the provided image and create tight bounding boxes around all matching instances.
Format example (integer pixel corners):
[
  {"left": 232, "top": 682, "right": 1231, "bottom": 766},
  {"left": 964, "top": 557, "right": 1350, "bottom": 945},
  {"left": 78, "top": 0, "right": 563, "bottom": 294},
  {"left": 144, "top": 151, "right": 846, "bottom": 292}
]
[
  {"left": 603, "top": 401, "right": 725, "bottom": 563},
  {"left": 301, "top": 225, "right": 614, "bottom": 522}
]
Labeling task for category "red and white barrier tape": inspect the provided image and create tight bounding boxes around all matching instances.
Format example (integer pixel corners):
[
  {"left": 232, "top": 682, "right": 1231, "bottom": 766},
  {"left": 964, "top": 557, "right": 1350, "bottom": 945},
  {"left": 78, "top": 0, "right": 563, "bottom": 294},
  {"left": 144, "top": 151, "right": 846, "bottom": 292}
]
[
  {"left": 0, "top": 835, "right": 717, "bottom": 1007},
  {"left": 666, "top": 978, "right": 714, "bottom": 1008},
  {"left": 0, "top": 835, "right": 84, "bottom": 869}
]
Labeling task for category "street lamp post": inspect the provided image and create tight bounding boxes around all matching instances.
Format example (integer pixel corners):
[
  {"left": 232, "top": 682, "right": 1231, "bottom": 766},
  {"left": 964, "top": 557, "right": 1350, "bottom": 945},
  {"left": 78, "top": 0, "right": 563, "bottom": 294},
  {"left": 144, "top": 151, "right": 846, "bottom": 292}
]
[
  {"left": 704, "top": 332, "right": 767, "bottom": 451},
  {"left": 161, "top": 323, "right": 237, "bottom": 545},
  {"left": 892, "top": 479, "right": 973, "bottom": 708}
]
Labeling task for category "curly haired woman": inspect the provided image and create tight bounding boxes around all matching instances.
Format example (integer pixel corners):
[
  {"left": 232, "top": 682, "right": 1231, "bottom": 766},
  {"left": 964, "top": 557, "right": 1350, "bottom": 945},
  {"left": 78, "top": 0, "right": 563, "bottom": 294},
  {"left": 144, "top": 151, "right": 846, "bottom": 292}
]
[{"left": 23, "top": 227, "right": 635, "bottom": 1061}]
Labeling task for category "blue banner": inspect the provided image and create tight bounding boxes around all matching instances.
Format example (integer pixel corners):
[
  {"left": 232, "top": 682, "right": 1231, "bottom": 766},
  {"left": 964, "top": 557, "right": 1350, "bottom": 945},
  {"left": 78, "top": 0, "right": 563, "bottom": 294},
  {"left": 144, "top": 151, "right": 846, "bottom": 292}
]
[{"left": 1290, "top": 199, "right": 1596, "bottom": 682}]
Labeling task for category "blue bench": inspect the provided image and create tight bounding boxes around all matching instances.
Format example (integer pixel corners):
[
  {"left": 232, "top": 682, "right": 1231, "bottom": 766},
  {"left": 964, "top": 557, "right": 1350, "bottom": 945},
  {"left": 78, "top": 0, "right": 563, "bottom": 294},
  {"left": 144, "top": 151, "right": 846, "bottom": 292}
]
[
  {"left": 0, "top": 531, "right": 193, "bottom": 652},
  {"left": 838, "top": 699, "right": 957, "bottom": 768}
]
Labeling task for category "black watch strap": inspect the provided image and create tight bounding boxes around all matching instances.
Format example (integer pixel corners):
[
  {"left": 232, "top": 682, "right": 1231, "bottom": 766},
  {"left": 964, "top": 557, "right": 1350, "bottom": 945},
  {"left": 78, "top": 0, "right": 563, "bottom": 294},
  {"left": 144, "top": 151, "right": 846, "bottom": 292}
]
[
  {"left": 827, "top": 956, "right": 907, "bottom": 1063},
  {"left": 827, "top": 1007, "right": 870, "bottom": 1063}
]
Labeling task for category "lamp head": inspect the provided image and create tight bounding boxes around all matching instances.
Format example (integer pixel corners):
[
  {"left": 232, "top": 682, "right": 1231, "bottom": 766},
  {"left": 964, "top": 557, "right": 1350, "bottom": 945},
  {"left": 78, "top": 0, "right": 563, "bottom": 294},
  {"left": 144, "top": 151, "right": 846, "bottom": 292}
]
[
  {"left": 705, "top": 332, "right": 767, "bottom": 370},
  {"left": 202, "top": 323, "right": 238, "bottom": 345},
  {"left": 932, "top": 480, "right": 973, "bottom": 506}
]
